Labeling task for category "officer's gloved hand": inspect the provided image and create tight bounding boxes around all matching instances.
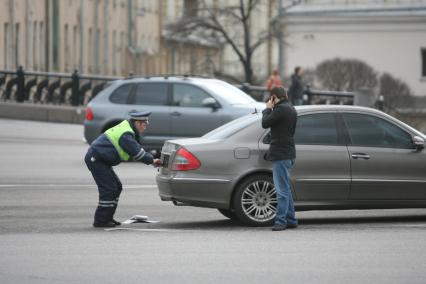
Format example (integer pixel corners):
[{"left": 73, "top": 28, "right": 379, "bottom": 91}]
[{"left": 152, "top": 159, "right": 162, "bottom": 167}]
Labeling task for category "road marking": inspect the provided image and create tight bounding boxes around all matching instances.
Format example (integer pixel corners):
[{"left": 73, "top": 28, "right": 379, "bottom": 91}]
[
  {"left": 104, "top": 227, "right": 178, "bottom": 232},
  {"left": 0, "top": 184, "right": 157, "bottom": 189},
  {"left": 391, "top": 224, "right": 426, "bottom": 228}
]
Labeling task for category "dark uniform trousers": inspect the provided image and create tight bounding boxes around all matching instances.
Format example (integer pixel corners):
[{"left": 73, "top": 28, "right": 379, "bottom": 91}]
[{"left": 85, "top": 148, "right": 122, "bottom": 223}]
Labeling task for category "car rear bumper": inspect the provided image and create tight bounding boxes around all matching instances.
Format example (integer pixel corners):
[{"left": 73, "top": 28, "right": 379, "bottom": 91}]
[{"left": 156, "top": 174, "right": 233, "bottom": 209}]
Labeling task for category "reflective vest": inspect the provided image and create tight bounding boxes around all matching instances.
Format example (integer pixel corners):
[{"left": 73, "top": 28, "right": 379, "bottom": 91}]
[{"left": 105, "top": 120, "right": 135, "bottom": 161}]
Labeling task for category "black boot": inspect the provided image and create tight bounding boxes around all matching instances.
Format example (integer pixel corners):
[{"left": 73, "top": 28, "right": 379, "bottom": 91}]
[{"left": 93, "top": 221, "right": 116, "bottom": 228}]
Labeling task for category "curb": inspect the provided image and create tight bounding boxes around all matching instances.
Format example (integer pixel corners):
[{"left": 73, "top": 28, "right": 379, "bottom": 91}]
[{"left": 0, "top": 102, "right": 85, "bottom": 124}]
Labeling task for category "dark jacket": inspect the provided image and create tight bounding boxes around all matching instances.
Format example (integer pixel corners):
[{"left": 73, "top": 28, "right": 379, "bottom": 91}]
[
  {"left": 262, "top": 99, "right": 297, "bottom": 161},
  {"left": 288, "top": 74, "right": 303, "bottom": 102},
  {"left": 89, "top": 120, "right": 154, "bottom": 166}
]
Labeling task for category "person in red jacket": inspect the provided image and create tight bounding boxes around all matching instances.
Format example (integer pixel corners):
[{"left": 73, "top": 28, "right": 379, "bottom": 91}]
[{"left": 265, "top": 69, "right": 282, "bottom": 91}]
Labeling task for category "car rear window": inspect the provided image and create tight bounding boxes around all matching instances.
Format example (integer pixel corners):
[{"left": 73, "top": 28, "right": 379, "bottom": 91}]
[{"left": 203, "top": 113, "right": 259, "bottom": 139}]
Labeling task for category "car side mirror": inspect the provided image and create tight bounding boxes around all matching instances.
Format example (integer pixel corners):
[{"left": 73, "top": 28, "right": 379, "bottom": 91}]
[
  {"left": 413, "top": 136, "right": 425, "bottom": 151},
  {"left": 202, "top": 97, "right": 219, "bottom": 109}
]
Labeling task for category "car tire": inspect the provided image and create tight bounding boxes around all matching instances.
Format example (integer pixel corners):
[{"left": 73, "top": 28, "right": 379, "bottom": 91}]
[
  {"left": 217, "top": 209, "right": 238, "bottom": 220},
  {"left": 233, "top": 174, "right": 276, "bottom": 226}
]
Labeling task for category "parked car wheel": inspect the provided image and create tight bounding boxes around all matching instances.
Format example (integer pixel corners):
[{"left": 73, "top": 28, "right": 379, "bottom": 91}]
[
  {"left": 233, "top": 174, "right": 276, "bottom": 226},
  {"left": 217, "top": 209, "right": 238, "bottom": 221}
]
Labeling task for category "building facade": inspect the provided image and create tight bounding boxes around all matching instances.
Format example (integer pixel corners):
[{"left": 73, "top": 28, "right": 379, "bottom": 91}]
[
  {"left": 0, "top": 0, "right": 278, "bottom": 83},
  {"left": 280, "top": 0, "right": 426, "bottom": 96},
  {"left": 0, "top": 0, "right": 225, "bottom": 77},
  {"left": 3, "top": 0, "right": 425, "bottom": 94}
]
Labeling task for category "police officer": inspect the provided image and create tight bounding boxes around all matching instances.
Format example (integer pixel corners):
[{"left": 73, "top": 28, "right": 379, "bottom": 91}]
[{"left": 84, "top": 110, "right": 162, "bottom": 228}]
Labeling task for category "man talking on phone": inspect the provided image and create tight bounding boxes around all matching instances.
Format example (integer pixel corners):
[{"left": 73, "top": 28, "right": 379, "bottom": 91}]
[{"left": 262, "top": 86, "right": 298, "bottom": 231}]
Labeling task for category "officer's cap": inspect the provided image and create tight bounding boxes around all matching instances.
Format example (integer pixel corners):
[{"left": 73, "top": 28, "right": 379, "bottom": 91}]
[{"left": 129, "top": 110, "right": 151, "bottom": 121}]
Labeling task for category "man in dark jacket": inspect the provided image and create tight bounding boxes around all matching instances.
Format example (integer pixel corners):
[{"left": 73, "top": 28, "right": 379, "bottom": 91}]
[
  {"left": 288, "top": 66, "right": 304, "bottom": 105},
  {"left": 85, "top": 110, "right": 162, "bottom": 228},
  {"left": 262, "top": 86, "right": 298, "bottom": 231}
]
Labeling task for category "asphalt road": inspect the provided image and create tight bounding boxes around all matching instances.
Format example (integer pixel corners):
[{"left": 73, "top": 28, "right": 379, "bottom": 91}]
[{"left": 1, "top": 118, "right": 426, "bottom": 284}]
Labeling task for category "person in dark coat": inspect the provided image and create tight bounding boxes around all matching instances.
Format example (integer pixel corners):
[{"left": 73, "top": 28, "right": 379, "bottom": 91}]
[
  {"left": 262, "top": 86, "right": 298, "bottom": 231},
  {"left": 84, "top": 110, "right": 162, "bottom": 228},
  {"left": 288, "top": 66, "right": 304, "bottom": 105}
]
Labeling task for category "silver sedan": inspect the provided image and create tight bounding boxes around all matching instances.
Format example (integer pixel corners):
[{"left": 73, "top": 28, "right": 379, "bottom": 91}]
[{"left": 156, "top": 105, "right": 426, "bottom": 226}]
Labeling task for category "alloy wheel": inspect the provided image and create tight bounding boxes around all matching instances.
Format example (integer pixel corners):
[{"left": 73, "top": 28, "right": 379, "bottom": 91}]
[{"left": 240, "top": 179, "right": 277, "bottom": 223}]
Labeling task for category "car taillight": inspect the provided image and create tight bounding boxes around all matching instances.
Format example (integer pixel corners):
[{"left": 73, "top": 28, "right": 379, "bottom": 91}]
[
  {"left": 85, "top": 107, "right": 94, "bottom": 121},
  {"left": 171, "top": 147, "right": 201, "bottom": 171}
]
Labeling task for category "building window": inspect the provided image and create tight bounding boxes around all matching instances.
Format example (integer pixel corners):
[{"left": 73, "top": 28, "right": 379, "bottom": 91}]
[
  {"left": 15, "top": 23, "right": 20, "bottom": 67},
  {"left": 112, "top": 30, "right": 117, "bottom": 75},
  {"left": 73, "top": 26, "right": 78, "bottom": 69},
  {"left": 88, "top": 28, "right": 93, "bottom": 72},
  {"left": 64, "top": 24, "right": 70, "bottom": 71},
  {"left": 120, "top": 31, "right": 125, "bottom": 74},
  {"left": 96, "top": 28, "right": 100, "bottom": 73},
  {"left": 4, "top": 23, "right": 9, "bottom": 69},
  {"left": 27, "top": 21, "right": 32, "bottom": 68},
  {"left": 40, "top": 22, "right": 44, "bottom": 71},
  {"left": 422, "top": 48, "right": 426, "bottom": 77},
  {"left": 184, "top": 0, "right": 198, "bottom": 17},
  {"left": 33, "top": 22, "right": 38, "bottom": 70}
]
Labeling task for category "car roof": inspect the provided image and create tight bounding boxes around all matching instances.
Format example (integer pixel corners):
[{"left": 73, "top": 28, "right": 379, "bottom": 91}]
[
  {"left": 203, "top": 104, "right": 425, "bottom": 141},
  {"left": 112, "top": 76, "right": 219, "bottom": 84},
  {"left": 295, "top": 104, "right": 381, "bottom": 114}
]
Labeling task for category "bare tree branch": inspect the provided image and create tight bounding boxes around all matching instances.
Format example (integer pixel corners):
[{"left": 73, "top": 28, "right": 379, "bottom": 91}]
[{"left": 166, "top": 0, "right": 272, "bottom": 83}]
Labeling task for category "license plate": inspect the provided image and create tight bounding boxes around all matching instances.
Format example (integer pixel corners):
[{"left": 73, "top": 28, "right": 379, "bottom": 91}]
[{"left": 162, "top": 155, "right": 170, "bottom": 168}]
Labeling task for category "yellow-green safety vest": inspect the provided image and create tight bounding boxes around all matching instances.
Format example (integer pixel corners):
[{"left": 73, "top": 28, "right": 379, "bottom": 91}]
[{"left": 105, "top": 120, "right": 135, "bottom": 161}]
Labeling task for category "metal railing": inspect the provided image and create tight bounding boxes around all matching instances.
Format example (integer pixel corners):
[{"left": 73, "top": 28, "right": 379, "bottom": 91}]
[
  {"left": 1, "top": 67, "right": 379, "bottom": 109},
  {"left": 0, "top": 66, "right": 121, "bottom": 106},
  {"left": 237, "top": 83, "right": 357, "bottom": 105}
]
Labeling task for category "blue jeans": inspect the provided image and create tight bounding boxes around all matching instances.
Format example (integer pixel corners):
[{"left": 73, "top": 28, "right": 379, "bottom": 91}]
[{"left": 272, "top": 159, "right": 297, "bottom": 226}]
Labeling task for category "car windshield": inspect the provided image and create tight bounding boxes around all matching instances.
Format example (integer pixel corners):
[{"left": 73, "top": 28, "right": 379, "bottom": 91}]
[
  {"left": 203, "top": 113, "right": 260, "bottom": 139},
  {"left": 201, "top": 80, "right": 256, "bottom": 104}
]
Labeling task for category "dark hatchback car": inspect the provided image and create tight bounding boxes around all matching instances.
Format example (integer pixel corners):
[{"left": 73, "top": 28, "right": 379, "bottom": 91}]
[
  {"left": 156, "top": 105, "right": 426, "bottom": 226},
  {"left": 84, "top": 76, "right": 264, "bottom": 152}
]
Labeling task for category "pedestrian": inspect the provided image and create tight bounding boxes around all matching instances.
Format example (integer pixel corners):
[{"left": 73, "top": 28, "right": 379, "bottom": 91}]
[
  {"left": 84, "top": 110, "right": 162, "bottom": 228},
  {"left": 288, "top": 66, "right": 304, "bottom": 105},
  {"left": 262, "top": 86, "right": 298, "bottom": 231},
  {"left": 265, "top": 69, "right": 282, "bottom": 91}
]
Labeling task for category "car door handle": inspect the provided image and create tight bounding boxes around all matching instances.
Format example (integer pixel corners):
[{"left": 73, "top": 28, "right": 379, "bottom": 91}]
[
  {"left": 351, "top": 153, "right": 371, "bottom": 160},
  {"left": 170, "top": 111, "right": 182, "bottom": 116}
]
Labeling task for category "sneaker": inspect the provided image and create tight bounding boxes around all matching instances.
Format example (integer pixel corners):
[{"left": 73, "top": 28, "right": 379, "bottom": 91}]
[
  {"left": 93, "top": 221, "right": 116, "bottom": 228},
  {"left": 287, "top": 223, "right": 298, "bottom": 229},
  {"left": 112, "top": 219, "right": 121, "bottom": 226},
  {"left": 271, "top": 224, "right": 287, "bottom": 231}
]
